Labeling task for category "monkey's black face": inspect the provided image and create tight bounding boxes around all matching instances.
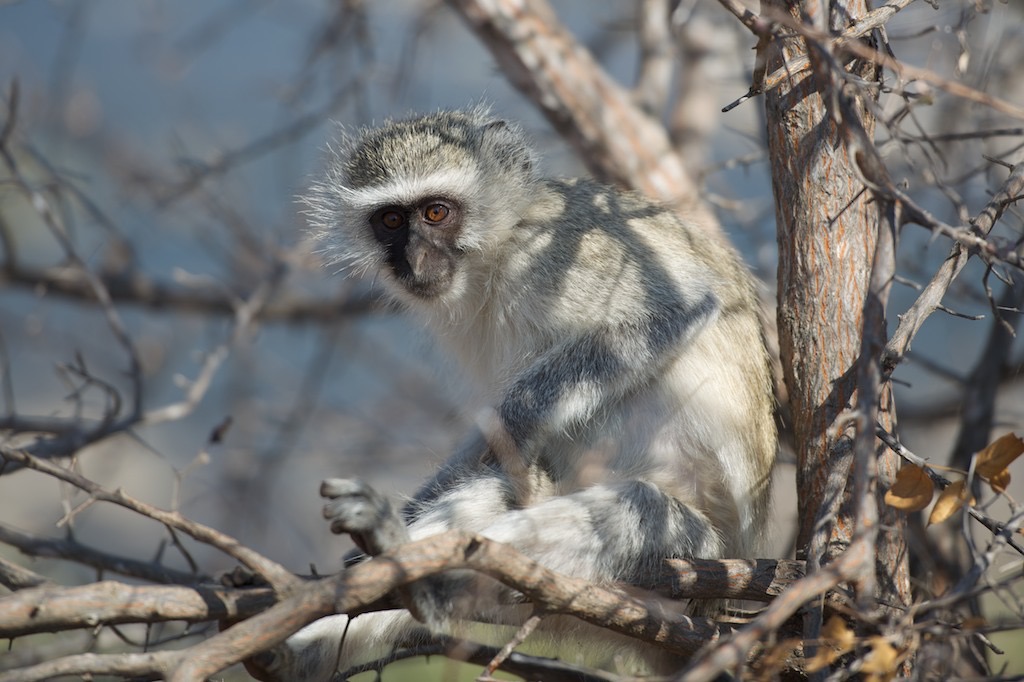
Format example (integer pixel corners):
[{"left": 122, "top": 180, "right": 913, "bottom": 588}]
[{"left": 369, "top": 198, "right": 462, "bottom": 299}]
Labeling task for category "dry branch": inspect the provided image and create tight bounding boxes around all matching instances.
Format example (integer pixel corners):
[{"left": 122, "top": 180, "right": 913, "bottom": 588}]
[
  {"left": 168, "top": 530, "right": 728, "bottom": 681},
  {"left": 447, "top": 0, "right": 718, "bottom": 228},
  {"left": 680, "top": 536, "right": 872, "bottom": 682},
  {"left": 0, "top": 522, "right": 205, "bottom": 585},
  {"left": 883, "top": 160, "right": 1024, "bottom": 373},
  {"left": 0, "top": 261, "right": 381, "bottom": 323},
  {"left": 0, "top": 553, "right": 804, "bottom": 640},
  {"left": 0, "top": 449, "right": 298, "bottom": 592},
  {"left": 0, "top": 521, "right": 807, "bottom": 680},
  {"left": 0, "top": 580, "right": 275, "bottom": 638}
]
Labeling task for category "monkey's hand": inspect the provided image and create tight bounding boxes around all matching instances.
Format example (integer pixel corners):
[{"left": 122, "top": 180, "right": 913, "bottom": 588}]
[
  {"left": 320, "top": 478, "right": 457, "bottom": 629},
  {"left": 321, "top": 478, "right": 411, "bottom": 555}
]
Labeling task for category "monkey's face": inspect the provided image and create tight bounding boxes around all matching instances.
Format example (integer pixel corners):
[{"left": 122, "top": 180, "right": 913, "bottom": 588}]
[{"left": 368, "top": 197, "right": 463, "bottom": 299}]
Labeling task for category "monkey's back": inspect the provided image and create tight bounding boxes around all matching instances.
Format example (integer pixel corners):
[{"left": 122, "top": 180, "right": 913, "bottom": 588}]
[{"left": 428, "top": 177, "right": 776, "bottom": 558}]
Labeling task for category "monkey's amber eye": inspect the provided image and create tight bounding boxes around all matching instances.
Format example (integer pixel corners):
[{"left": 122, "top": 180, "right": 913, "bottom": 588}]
[
  {"left": 380, "top": 210, "right": 406, "bottom": 230},
  {"left": 423, "top": 203, "right": 450, "bottom": 224}
]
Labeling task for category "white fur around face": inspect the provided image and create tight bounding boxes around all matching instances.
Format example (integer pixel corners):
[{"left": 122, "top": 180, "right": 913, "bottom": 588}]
[{"left": 337, "top": 166, "right": 482, "bottom": 212}]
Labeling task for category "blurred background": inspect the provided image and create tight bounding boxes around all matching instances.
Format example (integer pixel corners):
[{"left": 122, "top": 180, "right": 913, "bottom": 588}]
[{"left": 0, "top": 0, "right": 1022, "bottom": 677}]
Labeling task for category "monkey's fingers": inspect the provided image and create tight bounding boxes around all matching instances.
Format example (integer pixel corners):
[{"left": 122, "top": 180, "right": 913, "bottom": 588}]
[{"left": 320, "top": 477, "right": 411, "bottom": 554}]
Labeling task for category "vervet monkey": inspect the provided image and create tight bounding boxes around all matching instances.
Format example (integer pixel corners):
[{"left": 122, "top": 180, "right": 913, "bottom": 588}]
[{"left": 253, "top": 108, "right": 776, "bottom": 680}]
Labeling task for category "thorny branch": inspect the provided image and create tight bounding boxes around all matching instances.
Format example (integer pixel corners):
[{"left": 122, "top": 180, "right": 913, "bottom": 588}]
[
  {"left": 884, "top": 160, "right": 1024, "bottom": 373},
  {"left": 875, "top": 426, "right": 1024, "bottom": 558}
]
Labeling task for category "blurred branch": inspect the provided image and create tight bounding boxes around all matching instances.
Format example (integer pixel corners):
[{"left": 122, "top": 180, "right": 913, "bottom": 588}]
[
  {"left": 446, "top": 0, "right": 717, "bottom": 226},
  {"left": 0, "top": 522, "right": 206, "bottom": 586},
  {"left": 151, "top": 84, "right": 358, "bottom": 207},
  {"left": 0, "top": 261, "right": 382, "bottom": 322},
  {"left": 949, "top": 277, "right": 1024, "bottom": 470},
  {"left": 633, "top": 0, "right": 674, "bottom": 114},
  {"left": 342, "top": 638, "right": 622, "bottom": 682},
  {"left": 0, "top": 449, "right": 298, "bottom": 592},
  {"left": 0, "top": 555, "right": 50, "bottom": 590},
  {"left": 0, "top": 100, "right": 145, "bottom": 421}
]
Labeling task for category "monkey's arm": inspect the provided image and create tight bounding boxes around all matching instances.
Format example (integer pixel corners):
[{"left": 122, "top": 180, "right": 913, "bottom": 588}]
[{"left": 499, "top": 293, "right": 719, "bottom": 458}]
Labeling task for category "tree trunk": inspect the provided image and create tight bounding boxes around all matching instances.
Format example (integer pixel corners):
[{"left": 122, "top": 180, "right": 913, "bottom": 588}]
[{"left": 763, "top": 0, "right": 910, "bottom": 619}]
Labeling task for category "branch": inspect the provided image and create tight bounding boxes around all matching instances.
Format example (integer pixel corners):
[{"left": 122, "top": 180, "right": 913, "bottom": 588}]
[
  {"left": 883, "top": 160, "right": 1024, "bottom": 374},
  {"left": 680, "top": 536, "right": 872, "bottom": 682},
  {"left": 0, "top": 553, "right": 804, "bottom": 641},
  {"left": 653, "top": 557, "right": 804, "bottom": 601},
  {"left": 723, "top": 0, "right": 1024, "bottom": 122},
  {"left": 0, "top": 522, "right": 205, "bottom": 585},
  {"left": 875, "top": 426, "right": 1024, "bottom": 558},
  {"left": 446, "top": 0, "right": 717, "bottom": 226},
  {"left": 633, "top": 0, "right": 674, "bottom": 114},
  {"left": 342, "top": 637, "right": 623, "bottom": 682},
  {"left": 167, "top": 530, "right": 731, "bottom": 681},
  {"left": 0, "top": 450, "right": 298, "bottom": 592},
  {"left": 0, "top": 555, "right": 50, "bottom": 590},
  {"left": 0, "top": 261, "right": 382, "bottom": 323},
  {"left": 0, "top": 652, "right": 180, "bottom": 682},
  {"left": 0, "top": 580, "right": 275, "bottom": 638}
]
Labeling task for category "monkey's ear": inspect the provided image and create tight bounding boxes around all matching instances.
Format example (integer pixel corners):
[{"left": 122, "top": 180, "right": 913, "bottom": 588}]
[{"left": 481, "top": 119, "right": 534, "bottom": 177}]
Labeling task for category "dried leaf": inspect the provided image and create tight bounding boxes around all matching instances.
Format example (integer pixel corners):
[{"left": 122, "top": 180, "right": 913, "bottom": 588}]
[
  {"left": 861, "top": 636, "right": 899, "bottom": 680},
  {"left": 988, "top": 469, "right": 1011, "bottom": 494},
  {"left": 806, "top": 615, "right": 856, "bottom": 672},
  {"left": 884, "top": 464, "right": 933, "bottom": 512},
  {"left": 821, "top": 615, "right": 856, "bottom": 654},
  {"left": 754, "top": 638, "right": 800, "bottom": 679},
  {"left": 928, "top": 480, "right": 974, "bottom": 525},
  {"left": 975, "top": 433, "right": 1024, "bottom": 480},
  {"left": 804, "top": 646, "right": 839, "bottom": 673}
]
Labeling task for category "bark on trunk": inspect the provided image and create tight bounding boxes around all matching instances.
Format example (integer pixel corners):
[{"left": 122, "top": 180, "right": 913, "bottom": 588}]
[{"left": 762, "top": 0, "right": 910, "bottom": 614}]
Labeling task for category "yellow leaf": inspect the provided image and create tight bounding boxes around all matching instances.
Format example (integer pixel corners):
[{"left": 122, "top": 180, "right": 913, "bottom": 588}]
[
  {"left": 806, "top": 616, "right": 856, "bottom": 672},
  {"left": 884, "top": 464, "right": 933, "bottom": 512},
  {"left": 989, "top": 469, "right": 1012, "bottom": 494},
  {"left": 861, "top": 636, "right": 899, "bottom": 680},
  {"left": 928, "top": 480, "right": 974, "bottom": 525},
  {"left": 755, "top": 638, "right": 800, "bottom": 677},
  {"left": 821, "top": 615, "right": 856, "bottom": 654},
  {"left": 975, "top": 433, "right": 1024, "bottom": 480},
  {"left": 804, "top": 646, "right": 839, "bottom": 673}
]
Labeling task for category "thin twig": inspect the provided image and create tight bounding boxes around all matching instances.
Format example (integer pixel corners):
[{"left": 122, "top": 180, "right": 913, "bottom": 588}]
[{"left": 0, "top": 449, "right": 299, "bottom": 591}]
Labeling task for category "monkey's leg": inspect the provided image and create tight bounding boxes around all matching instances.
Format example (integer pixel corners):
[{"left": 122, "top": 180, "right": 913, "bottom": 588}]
[
  {"left": 479, "top": 480, "right": 724, "bottom": 584},
  {"left": 361, "top": 477, "right": 724, "bottom": 631}
]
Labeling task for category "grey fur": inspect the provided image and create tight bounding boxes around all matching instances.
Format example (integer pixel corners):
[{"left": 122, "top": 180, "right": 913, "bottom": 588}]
[{"left": 253, "top": 108, "right": 777, "bottom": 681}]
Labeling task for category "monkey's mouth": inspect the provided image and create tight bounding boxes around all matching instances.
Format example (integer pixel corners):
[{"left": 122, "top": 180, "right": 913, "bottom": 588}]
[
  {"left": 389, "top": 256, "right": 456, "bottom": 299},
  {"left": 396, "top": 272, "right": 453, "bottom": 299}
]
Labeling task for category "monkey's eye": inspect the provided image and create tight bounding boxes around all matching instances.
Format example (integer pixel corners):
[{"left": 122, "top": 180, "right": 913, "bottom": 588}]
[
  {"left": 379, "top": 210, "right": 406, "bottom": 230},
  {"left": 422, "top": 203, "right": 450, "bottom": 225}
]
